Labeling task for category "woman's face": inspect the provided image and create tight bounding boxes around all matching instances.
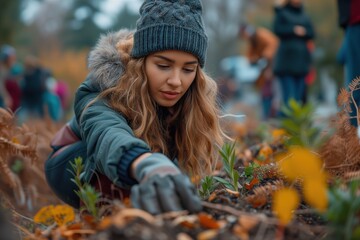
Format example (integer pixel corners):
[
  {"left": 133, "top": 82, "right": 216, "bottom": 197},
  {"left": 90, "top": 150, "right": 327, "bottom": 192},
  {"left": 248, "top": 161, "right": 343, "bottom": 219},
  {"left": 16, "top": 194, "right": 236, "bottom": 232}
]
[{"left": 145, "top": 50, "right": 198, "bottom": 107}]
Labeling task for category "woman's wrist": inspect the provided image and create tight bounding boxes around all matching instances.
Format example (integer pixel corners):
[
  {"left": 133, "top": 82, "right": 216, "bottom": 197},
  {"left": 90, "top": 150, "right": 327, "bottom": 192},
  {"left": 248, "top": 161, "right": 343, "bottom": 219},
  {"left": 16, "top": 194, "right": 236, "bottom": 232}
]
[{"left": 130, "top": 152, "right": 152, "bottom": 178}]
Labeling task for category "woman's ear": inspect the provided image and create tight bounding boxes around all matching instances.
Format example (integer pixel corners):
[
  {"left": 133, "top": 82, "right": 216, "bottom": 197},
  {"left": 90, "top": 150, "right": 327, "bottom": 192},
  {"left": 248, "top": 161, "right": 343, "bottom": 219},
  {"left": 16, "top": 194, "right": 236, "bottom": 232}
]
[{"left": 117, "top": 35, "right": 134, "bottom": 63}]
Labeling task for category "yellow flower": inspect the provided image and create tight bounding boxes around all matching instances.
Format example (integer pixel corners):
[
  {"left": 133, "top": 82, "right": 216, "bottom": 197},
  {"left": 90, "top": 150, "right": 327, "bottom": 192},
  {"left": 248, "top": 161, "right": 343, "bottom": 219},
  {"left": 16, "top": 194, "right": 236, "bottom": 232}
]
[
  {"left": 272, "top": 188, "right": 300, "bottom": 225},
  {"left": 303, "top": 178, "right": 328, "bottom": 212},
  {"left": 272, "top": 129, "right": 287, "bottom": 138},
  {"left": 52, "top": 205, "right": 75, "bottom": 226},
  {"left": 272, "top": 129, "right": 288, "bottom": 142},
  {"left": 11, "top": 137, "right": 20, "bottom": 144},
  {"left": 278, "top": 147, "right": 323, "bottom": 181},
  {"left": 275, "top": 147, "right": 329, "bottom": 214},
  {"left": 34, "top": 205, "right": 55, "bottom": 226},
  {"left": 34, "top": 205, "right": 75, "bottom": 226}
]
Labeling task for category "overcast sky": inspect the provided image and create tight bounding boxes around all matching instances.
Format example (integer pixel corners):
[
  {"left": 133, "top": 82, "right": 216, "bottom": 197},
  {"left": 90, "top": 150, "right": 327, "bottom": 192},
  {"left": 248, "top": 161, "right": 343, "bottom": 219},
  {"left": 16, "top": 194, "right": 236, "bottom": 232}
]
[
  {"left": 98, "top": 0, "right": 142, "bottom": 28},
  {"left": 22, "top": 0, "right": 142, "bottom": 28}
]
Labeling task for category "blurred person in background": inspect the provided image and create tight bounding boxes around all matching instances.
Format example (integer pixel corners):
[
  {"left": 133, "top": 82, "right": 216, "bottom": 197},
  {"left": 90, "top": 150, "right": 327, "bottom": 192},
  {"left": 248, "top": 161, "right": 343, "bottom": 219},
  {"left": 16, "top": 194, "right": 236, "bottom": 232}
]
[
  {"left": 303, "top": 39, "right": 317, "bottom": 104},
  {"left": 5, "top": 64, "right": 23, "bottom": 112},
  {"left": 17, "top": 56, "right": 47, "bottom": 122},
  {"left": 337, "top": 0, "right": 360, "bottom": 127},
  {"left": 337, "top": 0, "right": 360, "bottom": 87},
  {"left": 43, "top": 74, "right": 64, "bottom": 122},
  {"left": 44, "top": 0, "right": 226, "bottom": 215},
  {"left": 53, "top": 79, "right": 70, "bottom": 111},
  {"left": 272, "top": 0, "right": 315, "bottom": 111},
  {"left": 217, "top": 75, "right": 239, "bottom": 108},
  {"left": 239, "top": 23, "right": 279, "bottom": 120},
  {"left": 336, "top": 38, "right": 347, "bottom": 83},
  {"left": 0, "top": 44, "right": 21, "bottom": 110}
]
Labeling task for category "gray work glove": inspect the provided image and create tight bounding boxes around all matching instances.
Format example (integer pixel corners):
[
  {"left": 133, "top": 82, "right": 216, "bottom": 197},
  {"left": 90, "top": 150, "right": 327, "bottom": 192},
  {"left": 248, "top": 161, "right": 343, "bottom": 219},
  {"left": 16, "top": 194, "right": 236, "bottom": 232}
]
[{"left": 130, "top": 153, "right": 202, "bottom": 215}]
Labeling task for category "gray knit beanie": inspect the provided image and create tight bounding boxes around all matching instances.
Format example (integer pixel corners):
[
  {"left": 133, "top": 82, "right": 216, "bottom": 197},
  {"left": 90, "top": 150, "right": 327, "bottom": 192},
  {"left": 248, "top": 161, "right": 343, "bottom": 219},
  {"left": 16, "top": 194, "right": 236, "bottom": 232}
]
[{"left": 131, "top": 0, "right": 208, "bottom": 67}]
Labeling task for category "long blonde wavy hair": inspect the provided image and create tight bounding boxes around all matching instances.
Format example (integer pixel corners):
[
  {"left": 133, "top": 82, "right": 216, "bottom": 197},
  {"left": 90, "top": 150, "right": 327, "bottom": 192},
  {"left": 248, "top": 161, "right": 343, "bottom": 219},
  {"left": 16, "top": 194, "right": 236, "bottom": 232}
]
[{"left": 100, "top": 36, "right": 225, "bottom": 178}]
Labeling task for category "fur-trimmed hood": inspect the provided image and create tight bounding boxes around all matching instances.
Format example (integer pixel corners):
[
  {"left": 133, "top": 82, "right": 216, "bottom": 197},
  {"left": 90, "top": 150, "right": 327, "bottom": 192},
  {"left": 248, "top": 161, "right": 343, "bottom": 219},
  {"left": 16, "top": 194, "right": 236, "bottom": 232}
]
[{"left": 87, "top": 29, "right": 133, "bottom": 91}]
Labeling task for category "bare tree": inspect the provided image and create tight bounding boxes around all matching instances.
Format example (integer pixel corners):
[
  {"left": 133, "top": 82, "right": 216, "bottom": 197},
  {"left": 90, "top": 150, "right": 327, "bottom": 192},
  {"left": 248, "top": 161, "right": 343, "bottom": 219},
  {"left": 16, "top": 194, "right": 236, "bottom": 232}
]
[
  {"left": 28, "top": 0, "right": 69, "bottom": 52},
  {"left": 0, "top": 0, "right": 22, "bottom": 45},
  {"left": 202, "top": 0, "right": 248, "bottom": 77}
]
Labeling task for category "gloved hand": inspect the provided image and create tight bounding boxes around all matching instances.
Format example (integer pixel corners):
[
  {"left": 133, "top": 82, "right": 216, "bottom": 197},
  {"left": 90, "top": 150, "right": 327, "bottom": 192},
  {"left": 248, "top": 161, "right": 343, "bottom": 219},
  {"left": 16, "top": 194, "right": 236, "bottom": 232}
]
[{"left": 130, "top": 153, "right": 202, "bottom": 215}]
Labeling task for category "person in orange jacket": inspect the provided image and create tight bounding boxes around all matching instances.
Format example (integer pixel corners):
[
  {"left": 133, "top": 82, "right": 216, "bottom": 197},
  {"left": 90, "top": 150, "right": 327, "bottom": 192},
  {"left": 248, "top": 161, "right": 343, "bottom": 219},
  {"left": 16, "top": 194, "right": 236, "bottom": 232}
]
[{"left": 239, "top": 23, "right": 279, "bottom": 119}]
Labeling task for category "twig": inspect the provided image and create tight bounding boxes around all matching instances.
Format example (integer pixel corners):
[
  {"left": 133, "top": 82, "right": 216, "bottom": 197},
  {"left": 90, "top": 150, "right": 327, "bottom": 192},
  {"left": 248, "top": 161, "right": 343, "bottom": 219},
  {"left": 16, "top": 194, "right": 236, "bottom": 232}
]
[
  {"left": 30, "top": 165, "right": 46, "bottom": 182},
  {"left": 12, "top": 209, "right": 37, "bottom": 222},
  {"left": 11, "top": 221, "right": 35, "bottom": 238},
  {"left": 325, "top": 163, "right": 356, "bottom": 169},
  {"left": 201, "top": 201, "right": 278, "bottom": 224},
  {"left": 350, "top": 84, "right": 360, "bottom": 126},
  {"left": 294, "top": 209, "right": 319, "bottom": 215},
  {"left": 254, "top": 221, "right": 268, "bottom": 240}
]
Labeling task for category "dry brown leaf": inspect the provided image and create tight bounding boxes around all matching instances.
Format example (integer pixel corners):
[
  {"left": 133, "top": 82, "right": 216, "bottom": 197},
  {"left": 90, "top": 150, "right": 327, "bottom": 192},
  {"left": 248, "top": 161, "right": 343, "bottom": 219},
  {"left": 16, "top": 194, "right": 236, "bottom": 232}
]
[
  {"left": 207, "top": 191, "right": 218, "bottom": 202},
  {"left": 198, "top": 212, "right": 221, "bottom": 229},
  {"left": 112, "top": 208, "right": 156, "bottom": 227},
  {"left": 172, "top": 214, "right": 198, "bottom": 229},
  {"left": 96, "top": 216, "right": 113, "bottom": 230},
  {"left": 233, "top": 224, "right": 249, "bottom": 240},
  {"left": 225, "top": 188, "right": 240, "bottom": 196},
  {"left": 246, "top": 180, "right": 284, "bottom": 208},
  {"left": 197, "top": 229, "right": 219, "bottom": 240},
  {"left": 176, "top": 232, "right": 193, "bottom": 240},
  {"left": 66, "top": 222, "right": 84, "bottom": 230},
  {"left": 62, "top": 229, "right": 96, "bottom": 237},
  {"left": 238, "top": 215, "right": 259, "bottom": 231},
  {"left": 337, "top": 88, "right": 350, "bottom": 108}
]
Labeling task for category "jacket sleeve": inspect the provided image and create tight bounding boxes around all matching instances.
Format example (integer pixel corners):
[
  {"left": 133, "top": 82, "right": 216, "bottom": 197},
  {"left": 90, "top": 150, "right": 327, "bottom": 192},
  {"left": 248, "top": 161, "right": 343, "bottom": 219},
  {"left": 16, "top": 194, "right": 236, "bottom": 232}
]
[
  {"left": 303, "top": 17, "right": 315, "bottom": 40},
  {"left": 273, "top": 7, "right": 297, "bottom": 38},
  {"left": 74, "top": 76, "right": 151, "bottom": 189}
]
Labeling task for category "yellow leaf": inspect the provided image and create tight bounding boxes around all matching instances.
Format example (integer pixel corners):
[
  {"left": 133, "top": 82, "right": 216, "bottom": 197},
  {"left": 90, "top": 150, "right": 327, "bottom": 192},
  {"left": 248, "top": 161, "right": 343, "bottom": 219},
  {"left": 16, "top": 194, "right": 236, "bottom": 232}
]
[
  {"left": 272, "top": 188, "right": 299, "bottom": 225},
  {"left": 11, "top": 137, "right": 20, "bottom": 144},
  {"left": 33, "top": 205, "right": 55, "bottom": 226},
  {"left": 278, "top": 147, "right": 323, "bottom": 181},
  {"left": 52, "top": 205, "right": 75, "bottom": 226},
  {"left": 303, "top": 178, "right": 328, "bottom": 212},
  {"left": 33, "top": 205, "right": 75, "bottom": 226},
  {"left": 272, "top": 129, "right": 287, "bottom": 141}
]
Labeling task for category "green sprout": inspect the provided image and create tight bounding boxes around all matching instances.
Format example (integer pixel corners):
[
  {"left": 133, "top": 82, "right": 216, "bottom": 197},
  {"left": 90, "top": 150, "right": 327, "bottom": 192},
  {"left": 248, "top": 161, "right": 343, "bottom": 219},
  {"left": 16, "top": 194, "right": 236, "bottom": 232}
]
[
  {"left": 280, "top": 99, "right": 325, "bottom": 149},
  {"left": 198, "top": 176, "right": 219, "bottom": 199},
  {"left": 325, "top": 180, "right": 360, "bottom": 240},
  {"left": 68, "top": 157, "right": 101, "bottom": 220},
  {"left": 214, "top": 142, "right": 240, "bottom": 192}
]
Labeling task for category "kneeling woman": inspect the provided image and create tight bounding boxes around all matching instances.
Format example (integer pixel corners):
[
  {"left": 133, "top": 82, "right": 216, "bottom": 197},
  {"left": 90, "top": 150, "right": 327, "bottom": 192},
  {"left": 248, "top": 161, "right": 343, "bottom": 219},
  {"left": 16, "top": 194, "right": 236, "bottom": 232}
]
[{"left": 45, "top": 0, "right": 226, "bottom": 214}]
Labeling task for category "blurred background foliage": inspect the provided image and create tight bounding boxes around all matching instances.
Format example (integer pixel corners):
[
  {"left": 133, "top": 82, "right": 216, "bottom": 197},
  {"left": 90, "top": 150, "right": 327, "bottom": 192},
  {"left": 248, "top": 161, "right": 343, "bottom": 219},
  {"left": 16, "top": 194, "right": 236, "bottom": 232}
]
[{"left": 0, "top": 0, "right": 344, "bottom": 105}]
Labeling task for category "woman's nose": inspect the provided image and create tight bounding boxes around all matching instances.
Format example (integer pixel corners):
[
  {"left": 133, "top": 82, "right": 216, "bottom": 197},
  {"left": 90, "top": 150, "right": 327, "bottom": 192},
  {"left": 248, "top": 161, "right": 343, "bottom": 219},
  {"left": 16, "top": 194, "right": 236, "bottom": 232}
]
[{"left": 167, "top": 69, "right": 181, "bottom": 87}]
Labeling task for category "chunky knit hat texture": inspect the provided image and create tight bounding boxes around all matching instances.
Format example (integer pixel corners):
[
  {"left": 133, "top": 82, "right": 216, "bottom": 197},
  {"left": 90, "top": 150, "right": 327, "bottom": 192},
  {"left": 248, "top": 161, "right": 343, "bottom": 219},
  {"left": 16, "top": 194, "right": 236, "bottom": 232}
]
[{"left": 131, "top": 0, "right": 208, "bottom": 67}]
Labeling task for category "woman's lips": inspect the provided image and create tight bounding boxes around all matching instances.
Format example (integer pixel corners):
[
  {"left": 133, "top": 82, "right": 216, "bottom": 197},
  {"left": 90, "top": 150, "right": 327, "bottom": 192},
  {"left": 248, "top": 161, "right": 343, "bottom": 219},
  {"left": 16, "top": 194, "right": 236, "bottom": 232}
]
[{"left": 161, "top": 91, "right": 180, "bottom": 100}]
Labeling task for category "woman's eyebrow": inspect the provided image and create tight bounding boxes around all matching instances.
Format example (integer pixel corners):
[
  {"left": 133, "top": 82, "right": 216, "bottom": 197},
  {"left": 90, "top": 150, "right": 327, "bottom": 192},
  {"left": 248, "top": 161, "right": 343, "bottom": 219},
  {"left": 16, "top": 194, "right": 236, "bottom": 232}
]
[{"left": 153, "top": 55, "right": 198, "bottom": 65}]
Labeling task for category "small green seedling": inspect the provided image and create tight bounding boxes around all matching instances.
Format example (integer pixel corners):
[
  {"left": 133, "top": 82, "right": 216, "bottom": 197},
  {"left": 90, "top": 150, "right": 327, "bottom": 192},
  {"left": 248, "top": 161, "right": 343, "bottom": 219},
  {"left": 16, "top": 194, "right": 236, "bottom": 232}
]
[
  {"left": 214, "top": 142, "right": 240, "bottom": 192},
  {"left": 68, "top": 157, "right": 101, "bottom": 220},
  {"left": 198, "top": 176, "right": 219, "bottom": 199}
]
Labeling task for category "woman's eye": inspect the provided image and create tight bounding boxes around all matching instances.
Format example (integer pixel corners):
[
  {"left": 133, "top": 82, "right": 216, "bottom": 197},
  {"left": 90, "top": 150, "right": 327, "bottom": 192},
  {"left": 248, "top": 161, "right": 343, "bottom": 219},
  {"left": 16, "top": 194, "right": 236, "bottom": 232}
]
[
  {"left": 157, "top": 64, "right": 169, "bottom": 69},
  {"left": 183, "top": 68, "right": 195, "bottom": 73}
]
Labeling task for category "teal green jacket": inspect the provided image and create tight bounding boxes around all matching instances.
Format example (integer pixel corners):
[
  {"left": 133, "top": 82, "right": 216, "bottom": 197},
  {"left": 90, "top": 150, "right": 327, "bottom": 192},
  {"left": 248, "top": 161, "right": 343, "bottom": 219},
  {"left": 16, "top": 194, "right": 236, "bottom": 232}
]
[{"left": 73, "top": 30, "right": 151, "bottom": 189}]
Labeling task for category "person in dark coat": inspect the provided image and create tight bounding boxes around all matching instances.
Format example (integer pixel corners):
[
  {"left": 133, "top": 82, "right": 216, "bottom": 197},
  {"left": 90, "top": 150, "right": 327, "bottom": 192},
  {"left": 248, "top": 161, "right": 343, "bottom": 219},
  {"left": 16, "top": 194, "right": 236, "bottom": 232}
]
[
  {"left": 272, "top": 0, "right": 315, "bottom": 109},
  {"left": 0, "top": 45, "right": 19, "bottom": 109},
  {"left": 5, "top": 64, "right": 23, "bottom": 112},
  {"left": 17, "top": 56, "right": 47, "bottom": 122},
  {"left": 44, "top": 0, "right": 226, "bottom": 214},
  {"left": 337, "top": 0, "right": 360, "bottom": 127}
]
